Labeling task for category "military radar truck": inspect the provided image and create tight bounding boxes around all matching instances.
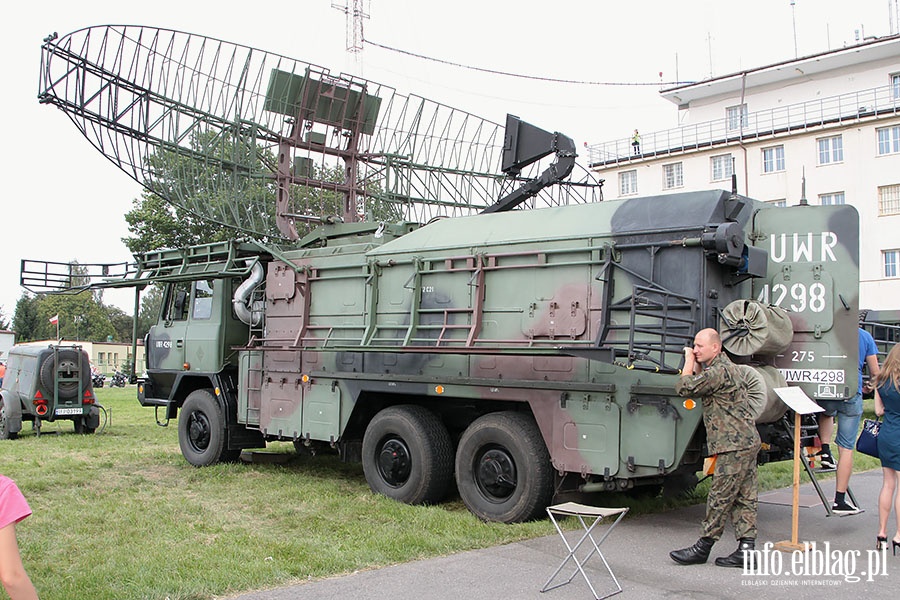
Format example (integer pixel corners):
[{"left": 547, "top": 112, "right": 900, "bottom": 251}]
[{"left": 28, "top": 26, "right": 861, "bottom": 522}]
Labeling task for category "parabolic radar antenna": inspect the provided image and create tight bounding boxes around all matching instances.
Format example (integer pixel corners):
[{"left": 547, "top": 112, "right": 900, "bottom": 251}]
[{"left": 38, "top": 25, "right": 602, "bottom": 241}]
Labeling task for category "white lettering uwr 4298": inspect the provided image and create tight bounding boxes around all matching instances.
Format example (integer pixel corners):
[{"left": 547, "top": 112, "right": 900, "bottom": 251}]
[
  {"left": 155, "top": 340, "right": 172, "bottom": 349},
  {"left": 770, "top": 232, "right": 838, "bottom": 263}
]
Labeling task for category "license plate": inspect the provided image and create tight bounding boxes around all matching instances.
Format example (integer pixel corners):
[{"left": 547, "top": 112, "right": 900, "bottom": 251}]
[
  {"left": 55, "top": 407, "right": 83, "bottom": 416},
  {"left": 778, "top": 369, "right": 845, "bottom": 384}
]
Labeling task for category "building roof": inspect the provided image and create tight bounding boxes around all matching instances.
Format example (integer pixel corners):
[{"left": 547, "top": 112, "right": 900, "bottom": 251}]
[{"left": 660, "top": 34, "right": 900, "bottom": 106}]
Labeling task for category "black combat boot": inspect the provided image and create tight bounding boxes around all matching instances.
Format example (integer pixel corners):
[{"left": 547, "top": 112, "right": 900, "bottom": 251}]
[
  {"left": 714, "top": 538, "right": 755, "bottom": 567},
  {"left": 669, "top": 537, "right": 715, "bottom": 565}
]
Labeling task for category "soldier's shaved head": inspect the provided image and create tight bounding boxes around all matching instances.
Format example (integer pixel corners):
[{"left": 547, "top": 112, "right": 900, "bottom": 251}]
[
  {"left": 696, "top": 328, "right": 721, "bottom": 346},
  {"left": 692, "top": 328, "right": 722, "bottom": 365}
]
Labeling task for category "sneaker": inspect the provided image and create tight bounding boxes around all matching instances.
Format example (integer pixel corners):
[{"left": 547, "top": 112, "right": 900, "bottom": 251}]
[
  {"left": 832, "top": 499, "right": 861, "bottom": 515},
  {"left": 815, "top": 451, "right": 836, "bottom": 470}
]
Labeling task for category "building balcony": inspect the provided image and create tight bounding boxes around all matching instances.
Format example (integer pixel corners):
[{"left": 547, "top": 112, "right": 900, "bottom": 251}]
[{"left": 587, "top": 83, "right": 900, "bottom": 168}]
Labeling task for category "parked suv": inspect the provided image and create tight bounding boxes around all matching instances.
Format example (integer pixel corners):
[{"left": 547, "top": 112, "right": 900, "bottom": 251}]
[{"left": 0, "top": 344, "right": 100, "bottom": 438}]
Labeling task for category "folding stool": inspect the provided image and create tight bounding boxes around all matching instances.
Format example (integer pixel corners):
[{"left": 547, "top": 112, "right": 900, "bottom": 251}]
[{"left": 541, "top": 502, "right": 629, "bottom": 600}]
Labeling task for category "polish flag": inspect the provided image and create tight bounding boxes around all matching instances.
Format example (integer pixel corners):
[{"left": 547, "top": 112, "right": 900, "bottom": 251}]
[{"left": 49, "top": 314, "right": 59, "bottom": 325}]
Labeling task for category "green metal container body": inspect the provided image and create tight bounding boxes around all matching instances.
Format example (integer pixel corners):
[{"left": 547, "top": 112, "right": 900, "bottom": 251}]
[{"left": 235, "top": 190, "right": 860, "bottom": 490}]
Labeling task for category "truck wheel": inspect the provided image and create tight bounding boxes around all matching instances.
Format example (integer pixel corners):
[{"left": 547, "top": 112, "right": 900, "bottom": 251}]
[
  {"left": 362, "top": 405, "right": 453, "bottom": 506},
  {"left": 73, "top": 418, "right": 95, "bottom": 435},
  {"left": 179, "top": 389, "right": 235, "bottom": 466},
  {"left": 39, "top": 349, "right": 88, "bottom": 400},
  {"left": 0, "top": 397, "right": 17, "bottom": 440},
  {"left": 455, "top": 412, "right": 553, "bottom": 523},
  {"left": 662, "top": 471, "right": 699, "bottom": 498}
]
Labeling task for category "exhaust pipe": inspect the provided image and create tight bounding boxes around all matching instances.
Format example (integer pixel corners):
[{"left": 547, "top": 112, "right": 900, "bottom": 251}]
[{"left": 233, "top": 261, "right": 265, "bottom": 326}]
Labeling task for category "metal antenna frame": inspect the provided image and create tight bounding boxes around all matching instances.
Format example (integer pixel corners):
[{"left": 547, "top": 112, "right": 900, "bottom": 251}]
[{"left": 38, "top": 25, "right": 601, "bottom": 241}]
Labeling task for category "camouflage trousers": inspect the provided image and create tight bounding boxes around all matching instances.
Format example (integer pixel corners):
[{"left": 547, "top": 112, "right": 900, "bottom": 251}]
[{"left": 701, "top": 445, "right": 760, "bottom": 541}]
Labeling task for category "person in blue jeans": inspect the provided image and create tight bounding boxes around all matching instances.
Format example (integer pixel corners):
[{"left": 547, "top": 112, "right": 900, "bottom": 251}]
[{"left": 815, "top": 327, "right": 879, "bottom": 514}]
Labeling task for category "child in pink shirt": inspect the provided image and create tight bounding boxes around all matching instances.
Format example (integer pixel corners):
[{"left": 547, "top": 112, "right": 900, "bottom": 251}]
[{"left": 0, "top": 476, "right": 39, "bottom": 599}]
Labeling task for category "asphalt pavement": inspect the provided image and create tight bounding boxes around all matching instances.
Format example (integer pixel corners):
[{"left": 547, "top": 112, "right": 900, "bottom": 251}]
[{"left": 226, "top": 469, "right": 898, "bottom": 600}]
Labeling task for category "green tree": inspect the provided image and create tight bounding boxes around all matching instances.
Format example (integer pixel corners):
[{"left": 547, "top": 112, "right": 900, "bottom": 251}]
[
  {"left": 38, "top": 293, "right": 115, "bottom": 342},
  {"left": 0, "top": 306, "right": 9, "bottom": 331},
  {"left": 11, "top": 294, "right": 40, "bottom": 342},
  {"left": 105, "top": 305, "right": 135, "bottom": 343},
  {"left": 123, "top": 165, "right": 354, "bottom": 252},
  {"left": 122, "top": 190, "right": 233, "bottom": 254}
]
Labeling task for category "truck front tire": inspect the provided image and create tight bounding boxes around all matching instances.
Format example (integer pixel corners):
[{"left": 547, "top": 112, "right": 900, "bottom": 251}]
[
  {"left": 455, "top": 411, "right": 553, "bottom": 523},
  {"left": 178, "top": 389, "right": 237, "bottom": 466},
  {"left": 362, "top": 405, "right": 453, "bottom": 506}
]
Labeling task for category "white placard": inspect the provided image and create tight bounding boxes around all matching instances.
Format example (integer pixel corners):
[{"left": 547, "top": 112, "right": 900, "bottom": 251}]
[{"left": 773, "top": 386, "right": 825, "bottom": 415}]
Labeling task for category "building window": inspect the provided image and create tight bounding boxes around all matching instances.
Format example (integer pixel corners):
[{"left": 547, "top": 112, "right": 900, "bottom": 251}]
[
  {"left": 619, "top": 170, "right": 637, "bottom": 196},
  {"left": 879, "top": 184, "right": 900, "bottom": 215},
  {"left": 663, "top": 162, "right": 683, "bottom": 189},
  {"left": 98, "top": 353, "right": 105, "bottom": 365},
  {"left": 766, "top": 199, "right": 787, "bottom": 208},
  {"left": 877, "top": 126, "right": 900, "bottom": 155},
  {"left": 819, "top": 192, "right": 845, "bottom": 205},
  {"left": 885, "top": 250, "right": 899, "bottom": 278},
  {"left": 726, "top": 104, "right": 748, "bottom": 131},
  {"left": 762, "top": 145, "right": 785, "bottom": 173},
  {"left": 817, "top": 135, "right": 843, "bottom": 165},
  {"left": 710, "top": 154, "right": 734, "bottom": 181},
  {"left": 892, "top": 73, "right": 900, "bottom": 100}
]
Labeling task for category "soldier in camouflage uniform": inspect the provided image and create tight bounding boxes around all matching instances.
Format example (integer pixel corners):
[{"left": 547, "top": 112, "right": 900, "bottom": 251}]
[{"left": 669, "top": 328, "right": 762, "bottom": 567}]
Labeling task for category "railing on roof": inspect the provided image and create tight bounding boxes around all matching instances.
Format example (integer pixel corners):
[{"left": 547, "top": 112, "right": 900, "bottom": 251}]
[{"left": 587, "top": 82, "right": 900, "bottom": 167}]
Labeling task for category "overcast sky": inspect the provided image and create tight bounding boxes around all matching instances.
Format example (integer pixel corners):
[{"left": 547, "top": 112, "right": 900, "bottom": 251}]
[{"left": 0, "top": 0, "right": 894, "bottom": 322}]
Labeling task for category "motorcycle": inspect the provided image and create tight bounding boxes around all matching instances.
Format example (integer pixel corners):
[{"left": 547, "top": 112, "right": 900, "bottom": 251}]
[
  {"left": 109, "top": 370, "right": 127, "bottom": 388},
  {"left": 91, "top": 372, "right": 106, "bottom": 388}
]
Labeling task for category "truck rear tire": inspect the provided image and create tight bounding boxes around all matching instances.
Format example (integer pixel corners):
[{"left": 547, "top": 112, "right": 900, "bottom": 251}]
[
  {"left": 0, "top": 397, "right": 17, "bottom": 440},
  {"left": 179, "top": 389, "right": 236, "bottom": 466},
  {"left": 73, "top": 417, "right": 95, "bottom": 435},
  {"left": 362, "top": 405, "right": 454, "bottom": 506},
  {"left": 455, "top": 411, "right": 553, "bottom": 523}
]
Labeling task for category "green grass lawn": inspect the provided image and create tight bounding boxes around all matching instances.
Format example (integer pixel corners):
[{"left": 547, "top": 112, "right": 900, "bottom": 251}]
[{"left": 1, "top": 390, "right": 881, "bottom": 600}]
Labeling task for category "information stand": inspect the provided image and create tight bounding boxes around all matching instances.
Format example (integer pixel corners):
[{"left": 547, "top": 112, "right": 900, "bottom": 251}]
[{"left": 772, "top": 386, "right": 824, "bottom": 552}]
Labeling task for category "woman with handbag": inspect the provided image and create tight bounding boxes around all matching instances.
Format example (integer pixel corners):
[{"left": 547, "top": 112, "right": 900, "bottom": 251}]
[{"left": 874, "top": 344, "right": 900, "bottom": 554}]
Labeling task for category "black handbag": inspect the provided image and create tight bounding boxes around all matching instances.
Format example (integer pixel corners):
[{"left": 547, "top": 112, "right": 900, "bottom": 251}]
[{"left": 856, "top": 418, "right": 881, "bottom": 458}]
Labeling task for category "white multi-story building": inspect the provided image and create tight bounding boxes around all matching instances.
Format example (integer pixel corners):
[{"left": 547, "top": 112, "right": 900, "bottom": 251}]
[{"left": 587, "top": 35, "right": 900, "bottom": 311}]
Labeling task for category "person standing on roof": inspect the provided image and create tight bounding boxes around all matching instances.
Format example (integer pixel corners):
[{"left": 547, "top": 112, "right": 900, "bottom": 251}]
[
  {"left": 670, "top": 328, "right": 761, "bottom": 568},
  {"left": 631, "top": 129, "right": 641, "bottom": 155}
]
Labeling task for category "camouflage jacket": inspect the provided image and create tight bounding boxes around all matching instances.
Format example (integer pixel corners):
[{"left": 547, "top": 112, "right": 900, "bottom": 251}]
[{"left": 675, "top": 353, "right": 760, "bottom": 454}]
